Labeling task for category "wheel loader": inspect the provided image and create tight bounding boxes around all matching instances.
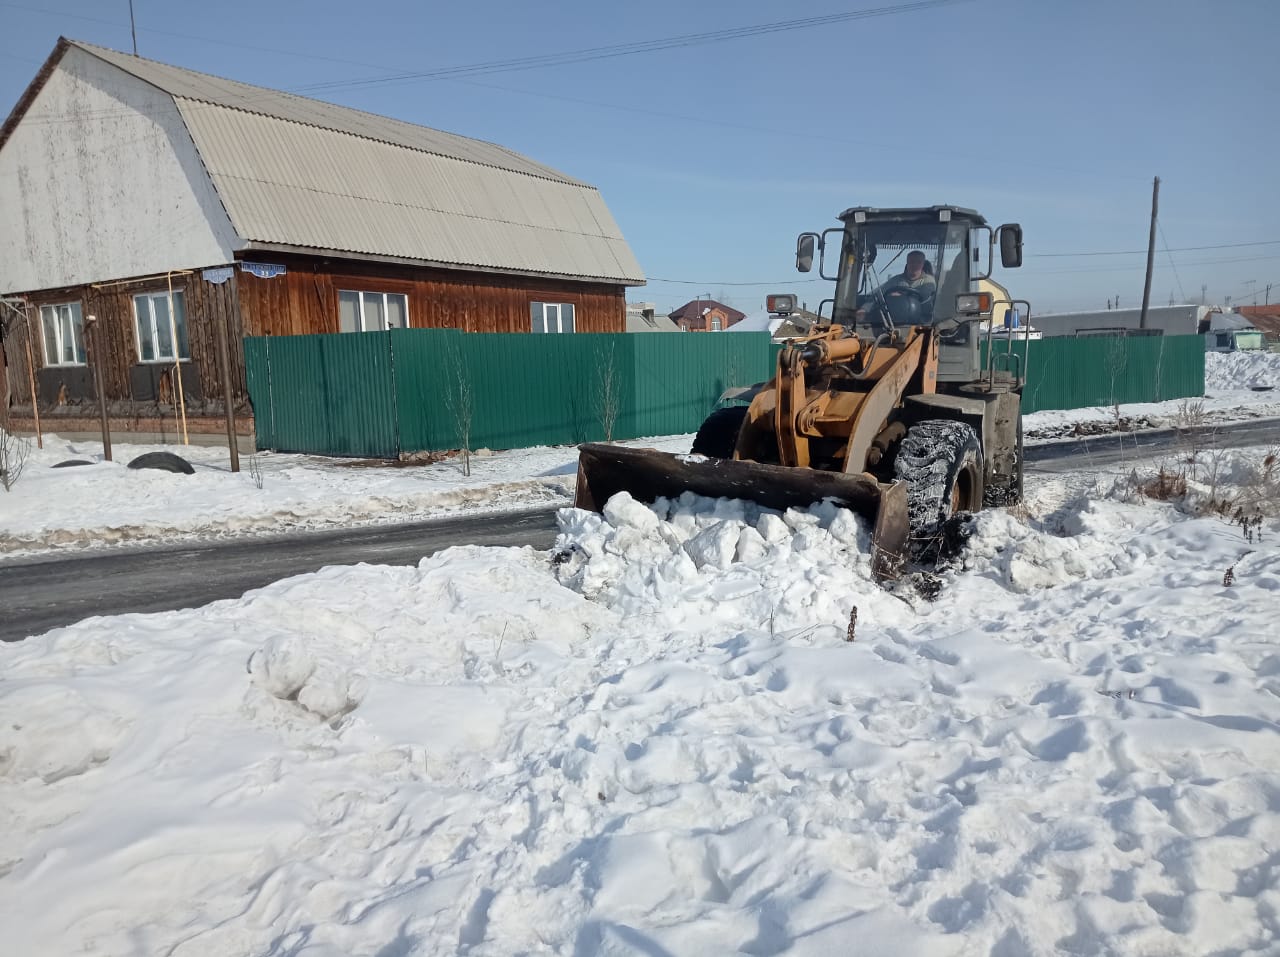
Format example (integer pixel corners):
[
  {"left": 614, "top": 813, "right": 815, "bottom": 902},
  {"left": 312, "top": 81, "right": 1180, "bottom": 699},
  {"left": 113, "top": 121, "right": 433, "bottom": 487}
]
[{"left": 574, "top": 205, "right": 1033, "bottom": 578}]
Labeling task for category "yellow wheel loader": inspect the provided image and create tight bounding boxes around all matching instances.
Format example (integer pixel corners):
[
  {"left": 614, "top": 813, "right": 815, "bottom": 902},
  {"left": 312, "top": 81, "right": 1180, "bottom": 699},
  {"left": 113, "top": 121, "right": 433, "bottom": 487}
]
[{"left": 575, "top": 205, "right": 1033, "bottom": 578}]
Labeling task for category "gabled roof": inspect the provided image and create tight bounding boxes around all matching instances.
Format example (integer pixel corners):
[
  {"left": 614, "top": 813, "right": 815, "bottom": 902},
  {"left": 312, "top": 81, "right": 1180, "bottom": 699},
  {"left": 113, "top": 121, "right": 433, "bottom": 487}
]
[
  {"left": 1236, "top": 306, "right": 1280, "bottom": 337},
  {"left": 1, "top": 39, "right": 645, "bottom": 285},
  {"left": 667, "top": 299, "right": 747, "bottom": 323}
]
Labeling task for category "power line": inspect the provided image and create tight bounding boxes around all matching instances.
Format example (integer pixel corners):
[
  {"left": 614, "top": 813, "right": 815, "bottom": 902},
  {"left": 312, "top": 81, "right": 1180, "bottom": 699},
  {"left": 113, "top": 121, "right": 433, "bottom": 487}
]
[
  {"left": 1157, "top": 220, "right": 1187, "bottom": 303},
  {"left": 1033, "top": 239, "right": 1280, "bottom": 258},
  {"left": 292, "top": 0, "right": 972, "bottom": 96},
  {"left": 1031, "top": 252, "right": 1280, "bottom": 276},
  {"left": 647, "top": 277, "right": 826, "bottom": 287},
  {"left": 12, "top": 0, "right": 970, "bottom": 127}
]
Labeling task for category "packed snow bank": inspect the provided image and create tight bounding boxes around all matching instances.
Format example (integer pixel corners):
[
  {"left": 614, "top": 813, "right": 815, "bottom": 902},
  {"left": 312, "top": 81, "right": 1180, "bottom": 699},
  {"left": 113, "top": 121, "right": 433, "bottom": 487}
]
[
  {"left": 2, "top": 456, "right": 1277, "bottom": 955},
  {"left": 1206, "top": 349, "right": 1280, "bottom": 391}
]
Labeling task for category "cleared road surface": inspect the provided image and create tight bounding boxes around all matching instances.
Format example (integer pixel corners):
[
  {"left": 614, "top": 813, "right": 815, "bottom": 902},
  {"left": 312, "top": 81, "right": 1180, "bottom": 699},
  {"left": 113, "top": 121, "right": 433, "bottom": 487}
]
[
  {"left": 0, "top": 508, "right": 560, "bottom": 642},
  {"left": 3, "top": 418, "right": 1277, "bottom": 642}
]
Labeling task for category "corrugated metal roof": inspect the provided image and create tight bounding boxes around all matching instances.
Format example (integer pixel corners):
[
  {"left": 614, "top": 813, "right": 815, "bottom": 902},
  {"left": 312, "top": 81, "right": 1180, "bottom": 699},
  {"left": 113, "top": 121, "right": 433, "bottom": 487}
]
[{"left": 65, "top": 40, "right": 645, "bottom": 284}]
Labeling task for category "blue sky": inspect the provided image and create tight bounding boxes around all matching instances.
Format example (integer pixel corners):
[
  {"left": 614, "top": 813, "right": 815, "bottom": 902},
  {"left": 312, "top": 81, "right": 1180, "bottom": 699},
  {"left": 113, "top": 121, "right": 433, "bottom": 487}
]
[{"left": 2, "top": 0, "right": 1276, "bottom": 317}]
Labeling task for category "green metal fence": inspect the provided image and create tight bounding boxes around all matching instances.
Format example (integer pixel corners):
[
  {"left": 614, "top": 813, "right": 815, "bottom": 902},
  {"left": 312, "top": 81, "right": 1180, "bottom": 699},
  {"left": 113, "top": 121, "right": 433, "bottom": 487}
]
[
  {"left": 244, "top": 330, "right": 1206, "bottom": 457},
  {"left": 983, "top": 334, "right": 1205, "bottom": 414}
]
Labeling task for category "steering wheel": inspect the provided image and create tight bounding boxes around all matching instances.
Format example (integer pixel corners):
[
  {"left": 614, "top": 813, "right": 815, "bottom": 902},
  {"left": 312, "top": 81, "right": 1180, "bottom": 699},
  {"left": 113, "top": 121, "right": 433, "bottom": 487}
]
[{"left": 884, "top": 286, "right": 929, "bottom": 304}]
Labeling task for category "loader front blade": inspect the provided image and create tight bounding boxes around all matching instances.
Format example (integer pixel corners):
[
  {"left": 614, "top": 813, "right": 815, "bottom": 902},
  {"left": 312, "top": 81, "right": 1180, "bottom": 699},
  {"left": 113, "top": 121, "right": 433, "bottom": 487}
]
[{"left": 573, "top": 443, "right": 909, "bottom": 580}]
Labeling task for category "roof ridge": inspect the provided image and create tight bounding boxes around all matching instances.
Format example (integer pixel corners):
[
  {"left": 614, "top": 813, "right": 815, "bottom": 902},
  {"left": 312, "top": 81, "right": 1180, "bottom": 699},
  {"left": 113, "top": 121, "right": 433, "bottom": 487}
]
[{"left": 65, "top": 38, "right": 588, "bottom": 187}]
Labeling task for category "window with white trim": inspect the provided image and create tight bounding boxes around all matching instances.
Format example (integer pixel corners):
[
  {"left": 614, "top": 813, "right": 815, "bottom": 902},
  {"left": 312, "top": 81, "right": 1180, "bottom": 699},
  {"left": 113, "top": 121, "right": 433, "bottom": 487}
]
[
  {"left": 711, "top": 317, "right": 722, "bottom": 331},
  {"left": 39, "top": 302, "right": 86, "bottom": 366},
  {"left": 531, "top": 301, "right": 575, "bottom": 334},
  {"left": 339, "top": 290, "right": 409, "bottom": 332},
  {"left": 133, "top": 290, "right": 189, "bottom": 362}
]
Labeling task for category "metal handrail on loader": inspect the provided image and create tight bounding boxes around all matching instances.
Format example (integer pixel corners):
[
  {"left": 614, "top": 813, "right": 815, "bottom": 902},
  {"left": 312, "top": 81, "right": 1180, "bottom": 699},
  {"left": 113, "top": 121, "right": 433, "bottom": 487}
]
[{"left": 985, "top": 298, "right": 1033, "bottom": 391}]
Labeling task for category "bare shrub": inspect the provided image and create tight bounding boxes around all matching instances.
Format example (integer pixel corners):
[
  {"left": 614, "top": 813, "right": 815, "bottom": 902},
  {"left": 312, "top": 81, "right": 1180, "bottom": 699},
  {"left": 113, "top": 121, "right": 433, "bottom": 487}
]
[
  {"left": 0, "top": 427, "right": 30, "bottom": 491},
  {"left": 443, "top": 339, "right": 474, "bottom": 477},
  {"left": 593, "top": 339, "right": 622, "bottom": 443},
  {"left": 248, "top": 451, "right": 265, "bottom": 490},
  {"left": 1136, "top": 466, "right": 1188, "bottom": 502}
]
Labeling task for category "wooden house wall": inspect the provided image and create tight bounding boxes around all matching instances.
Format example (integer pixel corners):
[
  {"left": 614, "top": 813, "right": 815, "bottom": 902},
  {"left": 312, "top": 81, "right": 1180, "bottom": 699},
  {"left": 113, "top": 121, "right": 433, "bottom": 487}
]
[
  {"left": 4, "top": 253, "right": 628, "bottom": 419},
  {"left": 6, "top": 270, "right": 248, "bottom": 411},
  {"left": 235, "top": 255, "right": 627, "bottom": 336}
]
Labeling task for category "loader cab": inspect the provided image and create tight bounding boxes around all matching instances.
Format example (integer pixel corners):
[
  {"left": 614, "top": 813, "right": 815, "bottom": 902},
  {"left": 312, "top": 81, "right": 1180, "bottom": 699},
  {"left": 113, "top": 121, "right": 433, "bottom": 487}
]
[
  {"left": 825, "top": 207, "right": 982, "bottom": 332},
  {"left": 803, "top": 206, "right": 1023, "bottom": 385}
]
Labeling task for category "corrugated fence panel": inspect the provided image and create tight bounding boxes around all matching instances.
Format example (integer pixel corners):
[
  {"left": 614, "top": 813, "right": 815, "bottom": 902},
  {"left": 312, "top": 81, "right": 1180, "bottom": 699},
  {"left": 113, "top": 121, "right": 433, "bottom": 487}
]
[
  {"left": 631, "top": 333, "right": 778, "bottom": 437},
  {"left": 985, "top": 335, "right": 1205, "bottom": 414},
  {"left": 248, "top": 333, "right": 399, "bottom": 456},
  {"left": 390, "top": 328, "right": 463, "bottom": 451},
  {"left": 243, "top": 337, "right": 274, "bottom": 448}
]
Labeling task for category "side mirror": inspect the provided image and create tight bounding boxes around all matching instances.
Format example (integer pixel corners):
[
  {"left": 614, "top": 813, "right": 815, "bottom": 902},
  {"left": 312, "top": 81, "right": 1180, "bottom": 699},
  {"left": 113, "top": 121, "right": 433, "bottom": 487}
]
[
  {"left": 998, "top": 224, "right": 1023, "bottom": 268},
  {"left": 796, "top": 233, "right": 818, "bottom": 273}
]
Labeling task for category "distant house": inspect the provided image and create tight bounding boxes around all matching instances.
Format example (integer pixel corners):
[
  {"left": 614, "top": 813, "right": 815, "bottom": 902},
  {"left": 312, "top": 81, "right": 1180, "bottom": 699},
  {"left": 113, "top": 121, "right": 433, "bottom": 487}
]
[
  {"left": 625, "top": 302, "right": 680, "bottom": 333},
  {"left": 668, "top": 299, "right": 746, "bottom": 332},
  {"left": 0, "top": 38, "right": 645, "bottom": 436},
  {"left": 1235, "top": 305, "right": 1280, "bottom": 350},
  {"left": 1028, "top": 304, "right": 1206, "bottom": 338},
  {"left": 729, "top": 307, "right": 821, "bottom": 341}
]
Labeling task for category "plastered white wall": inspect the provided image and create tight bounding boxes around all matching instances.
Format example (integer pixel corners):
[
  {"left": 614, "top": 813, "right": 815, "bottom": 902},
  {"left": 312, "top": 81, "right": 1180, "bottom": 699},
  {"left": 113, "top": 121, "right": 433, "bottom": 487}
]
[{"left": 0, "top": 47, "right": 240, "bottom": 293}]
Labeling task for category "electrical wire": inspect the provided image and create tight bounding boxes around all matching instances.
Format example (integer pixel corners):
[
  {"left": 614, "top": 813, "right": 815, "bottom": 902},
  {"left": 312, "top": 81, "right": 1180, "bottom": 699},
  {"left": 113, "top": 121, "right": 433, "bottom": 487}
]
[
  {"left": 1033, "top": 239, "right": 1280, "bottom": 257},
  {"left": 1157, "top": 221, "right": 1188, "bottom": 303}
]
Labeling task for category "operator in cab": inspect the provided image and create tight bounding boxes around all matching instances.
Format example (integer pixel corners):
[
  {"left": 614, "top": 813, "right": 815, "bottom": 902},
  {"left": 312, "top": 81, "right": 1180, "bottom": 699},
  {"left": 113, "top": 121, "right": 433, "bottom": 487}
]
[
  {"left": 856, "top": 249, "right": 937, "bottom": 326},
  {"left": 879, "top": 250, "right": 936, "bottom": 299}
]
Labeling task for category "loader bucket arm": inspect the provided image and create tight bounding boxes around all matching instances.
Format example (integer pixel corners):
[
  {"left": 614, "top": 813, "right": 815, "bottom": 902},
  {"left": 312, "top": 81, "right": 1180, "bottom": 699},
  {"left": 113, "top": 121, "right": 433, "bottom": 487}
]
[{"left": 574, "top": 443, "right": 909, "bottom": 579}]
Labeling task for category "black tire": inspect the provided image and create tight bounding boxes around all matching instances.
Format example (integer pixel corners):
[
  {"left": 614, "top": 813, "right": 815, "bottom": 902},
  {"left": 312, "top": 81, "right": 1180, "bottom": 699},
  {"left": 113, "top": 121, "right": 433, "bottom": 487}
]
[
  {"left": 893, "top": 420, "right": 984, "bottom": 560},
  {"left": 53, "top": 459, "right": 94, "bottom": 468},
  {"left": 691, "top": 406, "right": 748, "bottom": 458},
  {"left": 127, "top": 451, "right": 195, "bottom": 474}
]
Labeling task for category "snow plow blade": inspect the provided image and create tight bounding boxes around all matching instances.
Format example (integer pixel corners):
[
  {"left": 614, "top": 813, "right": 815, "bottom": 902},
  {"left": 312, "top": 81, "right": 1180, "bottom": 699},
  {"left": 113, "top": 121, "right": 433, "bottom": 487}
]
[{"left": 573, "top": 443, "right": 909, "bottom": 580}]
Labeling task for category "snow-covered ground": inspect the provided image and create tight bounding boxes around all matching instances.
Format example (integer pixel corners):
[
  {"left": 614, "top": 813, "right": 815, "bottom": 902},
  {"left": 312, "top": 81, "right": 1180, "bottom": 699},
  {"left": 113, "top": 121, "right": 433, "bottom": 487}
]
[{"left": 1, "top": 351, "right": 1278, "bottom": 955}]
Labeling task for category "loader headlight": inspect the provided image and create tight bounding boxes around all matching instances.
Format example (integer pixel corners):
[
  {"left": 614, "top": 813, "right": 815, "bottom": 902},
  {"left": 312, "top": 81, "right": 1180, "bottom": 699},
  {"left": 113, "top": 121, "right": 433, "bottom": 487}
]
[
  {"left": 766, "top": 293, "right": 796, "bottom": 315},
  {"left": 955, "top": 292, "right": 993, "bottom": 315}
]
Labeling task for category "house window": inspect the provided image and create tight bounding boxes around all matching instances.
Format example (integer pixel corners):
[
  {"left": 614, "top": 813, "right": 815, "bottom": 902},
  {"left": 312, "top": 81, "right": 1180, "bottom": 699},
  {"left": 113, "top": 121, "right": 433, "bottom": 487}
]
[
  {"left": 531, "top": 302, "right": 575, "bottom": 334},
  {"left": 39, "top": 302, "right": 86, "bottom": 366},
  {"left": 711, "top": 317, "right": 722, "bottom": 331},
  {"left": 133, "top": 290, "right": 189, "bottom": 362},
  {"left": 339, "top": 290, "right": 409, "bottom": 332}
]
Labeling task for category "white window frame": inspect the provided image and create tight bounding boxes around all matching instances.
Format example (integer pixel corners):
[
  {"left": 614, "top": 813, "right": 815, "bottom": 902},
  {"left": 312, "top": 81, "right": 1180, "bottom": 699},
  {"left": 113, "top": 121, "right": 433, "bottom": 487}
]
[
  {"left": 711, "top": 317, "right": 722, "bottom": 331},
  {"left": 39, "top": 302, "right": 87, "bottom": 366},
  {"left": 531, "top": 301, "right": 575, "bottom": 334},
  {"left": 338, "top": 290, "right": 409, "bottom": 332},
  {"left": 132, "top": 290, "right": 189, "bottom": 363}
]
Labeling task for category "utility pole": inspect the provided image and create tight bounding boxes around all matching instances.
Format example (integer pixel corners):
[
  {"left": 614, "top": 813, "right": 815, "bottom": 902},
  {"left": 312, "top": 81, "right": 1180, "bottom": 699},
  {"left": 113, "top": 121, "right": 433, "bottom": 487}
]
[
  {"left": 128, "top": 0, "right": 138, "bottom": 55},
  {"left": 1201, "top": 283, "right": 1208, "bottom": 306},
  {"left": 1139, "top": 175, "right": 1159, "bottom": 330},
  {"left": 1267, "top": 283, "right": 1273, "bottom": 306}
]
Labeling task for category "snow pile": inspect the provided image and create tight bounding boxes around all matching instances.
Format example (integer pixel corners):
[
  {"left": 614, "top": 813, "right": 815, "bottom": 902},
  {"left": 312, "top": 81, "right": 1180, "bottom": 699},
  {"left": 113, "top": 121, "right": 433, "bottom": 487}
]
[
  {"left": 3, "top": 459, "right": 1278, "bottom": 955},
  {"left": 1206, "top": 349, "right": 1280, "bottom": 390}
]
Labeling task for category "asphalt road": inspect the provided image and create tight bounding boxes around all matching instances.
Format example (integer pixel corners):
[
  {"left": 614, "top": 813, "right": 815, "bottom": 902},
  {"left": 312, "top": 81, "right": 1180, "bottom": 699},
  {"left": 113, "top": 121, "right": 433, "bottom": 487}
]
[
  {"left": 0, "top": 508, "right": 561, "bottom": 642},
  {"left": 3, "top": 418, "right": 1277, "bottom": 642}
]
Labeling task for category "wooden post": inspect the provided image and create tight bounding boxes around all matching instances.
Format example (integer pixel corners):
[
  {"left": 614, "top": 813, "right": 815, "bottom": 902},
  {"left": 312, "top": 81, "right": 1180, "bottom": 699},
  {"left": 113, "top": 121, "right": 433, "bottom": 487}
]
[
  {"left": 167, "top": 271, "right": 189, "bottom": 445},
  {"left": 1139, "top": 176, "right": 1160, "bottom": 330},
  {"left": 22, "top": 306, "right": 42, "bottom": 448},
  {"left": 87, "top": 315, "right": 112, "bottom": 461},
  {"left": 215, "top": 287, "right": 240, "bottom": 472}
]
